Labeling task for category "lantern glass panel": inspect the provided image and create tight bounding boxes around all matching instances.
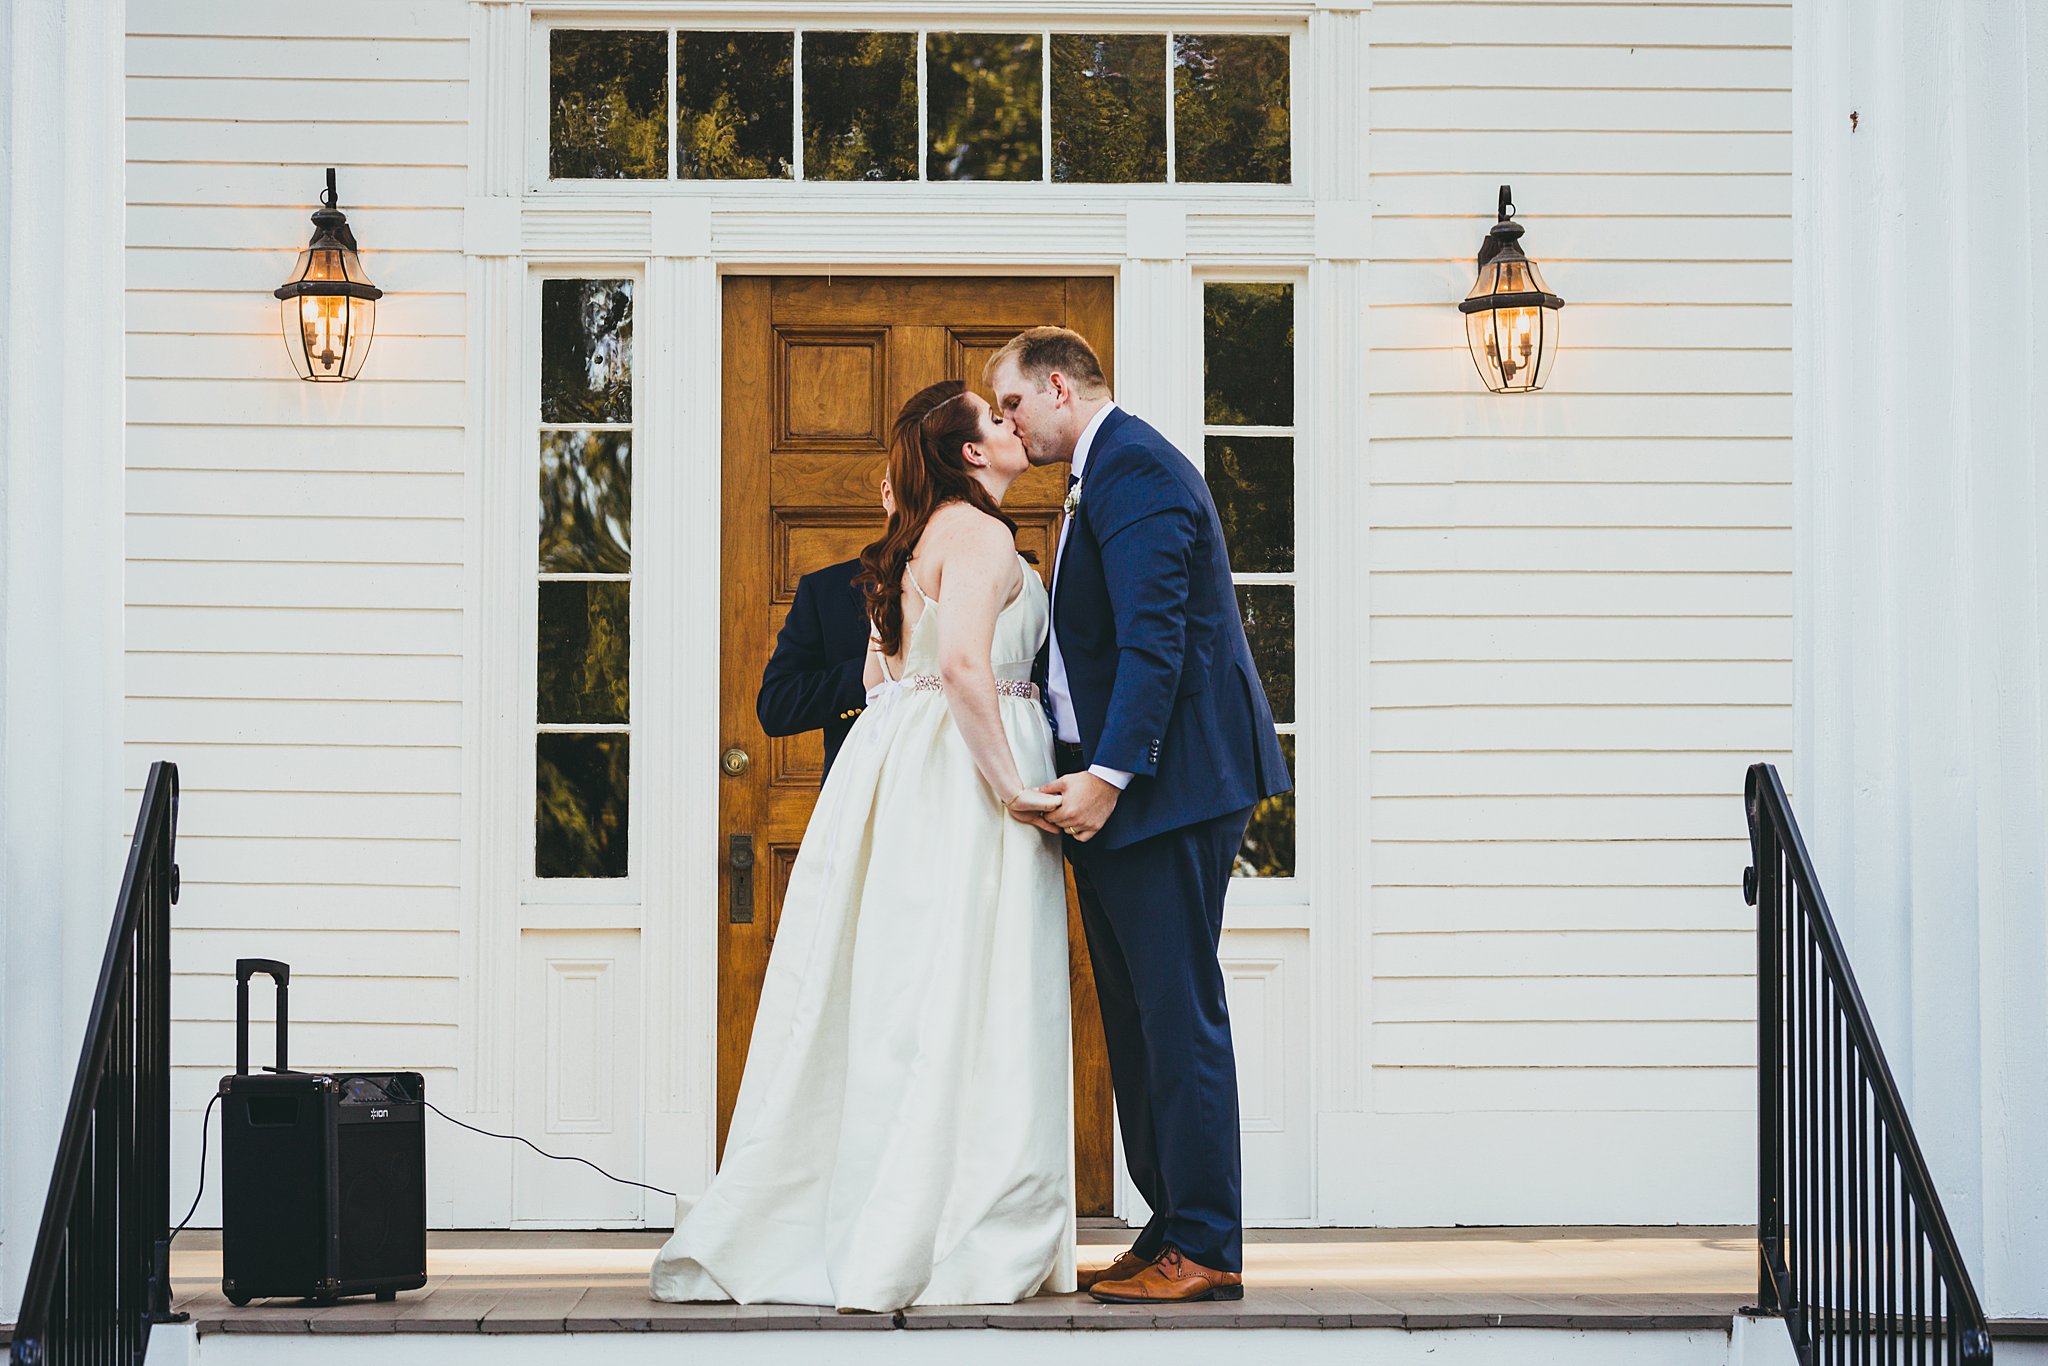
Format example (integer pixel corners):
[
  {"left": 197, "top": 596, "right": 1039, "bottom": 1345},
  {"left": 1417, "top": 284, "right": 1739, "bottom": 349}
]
[{"left": 281, "top": 293, "right": 376, "bottom": 382}]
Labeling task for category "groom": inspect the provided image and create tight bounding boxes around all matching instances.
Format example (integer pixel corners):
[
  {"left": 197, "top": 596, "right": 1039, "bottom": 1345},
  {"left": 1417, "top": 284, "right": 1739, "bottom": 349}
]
[{"left": 987, "top": 328, "right": 1291, "bottom": 1305}]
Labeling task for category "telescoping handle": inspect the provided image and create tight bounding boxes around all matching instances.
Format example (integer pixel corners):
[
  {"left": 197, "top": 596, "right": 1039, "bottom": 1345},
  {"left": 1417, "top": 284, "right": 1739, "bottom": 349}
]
[{"left": 236, "top": 958, "right": 291, "bottom": 1076}]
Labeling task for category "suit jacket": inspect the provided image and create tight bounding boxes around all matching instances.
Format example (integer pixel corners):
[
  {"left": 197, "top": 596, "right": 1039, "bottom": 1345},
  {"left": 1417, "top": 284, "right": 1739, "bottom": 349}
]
[
  {"left": 1038, "top": 407, "right": 1293, "bottom": 850},
  {"left": 757, "top": 558, "right": 871, "bottom": 784}
]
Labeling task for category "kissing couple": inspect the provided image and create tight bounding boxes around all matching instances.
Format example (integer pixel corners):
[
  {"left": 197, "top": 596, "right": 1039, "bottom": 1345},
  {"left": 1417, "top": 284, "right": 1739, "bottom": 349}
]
[{"left": 649, "top": 327, "right": 1291, "bottom": 1312}]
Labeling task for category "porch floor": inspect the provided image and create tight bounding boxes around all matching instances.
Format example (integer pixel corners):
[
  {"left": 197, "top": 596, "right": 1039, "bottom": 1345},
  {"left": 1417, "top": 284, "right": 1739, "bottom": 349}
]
[{"left": 166, "top": 1224, "right": 1758, "bottom": 1333}]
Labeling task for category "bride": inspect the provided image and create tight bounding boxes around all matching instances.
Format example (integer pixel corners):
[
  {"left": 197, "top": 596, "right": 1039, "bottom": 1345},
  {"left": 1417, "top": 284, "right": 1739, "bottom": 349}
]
[{"left": 649, "top": 379, "right": 1077, "bottom": 1312}]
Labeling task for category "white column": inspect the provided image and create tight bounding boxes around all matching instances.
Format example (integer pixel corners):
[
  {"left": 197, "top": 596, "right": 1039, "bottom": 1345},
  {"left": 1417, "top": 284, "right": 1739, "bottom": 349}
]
[
  {"left": 1794, "top": 0, "right": 2048, "bottom": 1318},
  {"left": 0, "top": 0, "right": 127, "bottom": 1322}
]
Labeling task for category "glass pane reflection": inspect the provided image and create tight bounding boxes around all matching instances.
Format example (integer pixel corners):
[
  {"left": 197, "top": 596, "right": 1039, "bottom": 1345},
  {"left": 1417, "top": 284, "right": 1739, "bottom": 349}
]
[
  {"left": 1173, "top": 33, "right": 1291, "bottom": 184},
  {"left": 541, "top": 279, "right": 633, "bottom": 424},
  {"left": 537, "top": 733, "right": 630, "bottom": 878},
  {"left": 1051, "top": 34, "right": 1166, "bottom": 183},
  {"left": 549, "top": 29, "right": 668, "bottom": 180},
  {"left": 802, "top": 32, "right": 918, "bottom": 181},
  {"left": 927, "top": 33, "right": 1043, "bottom": 181},
  {"left": 540, "top": 431, "right": 632, "bottom": 574},
  {"left": 538, "top": 580, "right": 631, "bottom": 724},
  {"left": 1206, "top": 436, "right": 1294, "bottom": 575},
  {"left": 676, "top": 31, "right": 794, "bottom": 179},
  {"left": 1234, "top": 735, "right": 1295, "bottom": 878},
  {"left": 1204, "top": 282, "right": 1294, "bottom": 425},
  {"left": 1236, "top": 584, "right": 1294, "bottom": 724}
]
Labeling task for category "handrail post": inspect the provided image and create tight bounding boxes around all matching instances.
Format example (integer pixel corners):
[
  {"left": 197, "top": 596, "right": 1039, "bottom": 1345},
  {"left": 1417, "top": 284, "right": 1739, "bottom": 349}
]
[{"left": 1751, "top": 788, "right": 1784, "bottom": 1314}]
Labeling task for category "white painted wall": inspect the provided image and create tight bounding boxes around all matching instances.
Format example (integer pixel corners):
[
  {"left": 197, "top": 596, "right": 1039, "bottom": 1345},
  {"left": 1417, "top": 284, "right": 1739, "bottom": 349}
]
[
  {"left": 1359, "top": 0, "right": 1790, "bottom": 1223},
  {"left": 1793, "top": 0, "right": 2048, "bottom": 1320},
  {"left": 1, "top": 0, "right": 128, "bottom": 1325}
]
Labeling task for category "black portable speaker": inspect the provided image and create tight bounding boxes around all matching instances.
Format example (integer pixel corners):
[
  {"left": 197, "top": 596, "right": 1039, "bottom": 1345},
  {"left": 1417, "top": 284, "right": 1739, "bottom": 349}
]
[{"left": 218, "top": 958, "right": 428, "bottom": 1306}]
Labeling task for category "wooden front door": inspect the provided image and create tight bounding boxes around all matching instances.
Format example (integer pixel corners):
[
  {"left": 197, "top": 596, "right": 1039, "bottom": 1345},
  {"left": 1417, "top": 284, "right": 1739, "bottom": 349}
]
[{"left": 718, "top": 275, "right": 1116, "bottom": 1215}]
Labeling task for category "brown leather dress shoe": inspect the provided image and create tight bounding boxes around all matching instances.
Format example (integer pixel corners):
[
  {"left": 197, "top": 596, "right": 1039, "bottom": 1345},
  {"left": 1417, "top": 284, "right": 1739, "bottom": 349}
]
[
  {"left": 1076, "top": 1249, "right": 1155, "bottom": 1292},
  {"left": 1087, "top": 1246, "right": 1243, "bottom": 1304}
]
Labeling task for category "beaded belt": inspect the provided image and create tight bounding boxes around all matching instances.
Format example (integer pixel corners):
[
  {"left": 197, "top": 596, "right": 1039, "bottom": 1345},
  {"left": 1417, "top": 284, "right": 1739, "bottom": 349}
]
[{"left": 899, "top": 673, "right": 1040, "bottom": 700}]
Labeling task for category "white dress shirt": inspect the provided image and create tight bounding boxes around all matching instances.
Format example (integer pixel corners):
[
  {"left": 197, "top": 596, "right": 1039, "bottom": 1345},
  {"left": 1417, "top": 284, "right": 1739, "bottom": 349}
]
[{"left": 1048, "top": 402, "right": 1133, "bottom": 791}]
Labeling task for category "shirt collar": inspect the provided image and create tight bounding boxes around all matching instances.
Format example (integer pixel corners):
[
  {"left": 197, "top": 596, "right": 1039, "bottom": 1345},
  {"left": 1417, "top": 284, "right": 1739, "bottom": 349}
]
[{"left": 1070, "top": 401, "right": 1119, "bottom": 482}]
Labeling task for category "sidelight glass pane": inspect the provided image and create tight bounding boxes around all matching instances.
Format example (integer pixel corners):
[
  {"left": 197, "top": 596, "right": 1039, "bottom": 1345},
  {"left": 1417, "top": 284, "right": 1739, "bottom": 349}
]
[
  {"left": 927, "top": 33, "right": 1043, "bottom": 181},
  {"left": 1206, "top": 436, "right": 1294, "bottom": 575},
  {"left": 537, "top": 734, "right": 629, "bottom": 878},
  {"left": 541, "top": 279, "right": 633, "bottom": 424},
  {"left": 1173, "top": 34, "right": 1291, "bottom": 184},
  {"left": 1204, "top": 282, "right": 1294, "bottom": 425},
  {"left": 802, "top": 32, "right": 918, "bottom": 181},
  {"left": 538, "top": 581, "right": 631, "bottom": 724},
  {"left": 1234, "top": 735, "right": 1296, "bottom": 878},
  {"left": 676, "top": 31, "right": 794, "bottom": 179},
  {"left": 540, "top": 432, "right": 632, "bottom": 574},
  {"left": 1236, "top": 584, "right": 1294, "bottom": 724},
  {"left": 549, "top": 29, "right": 668, "bottom": 180},
  {"left": 1051, "top": 34, "right": 1166, "bottom": 183}
]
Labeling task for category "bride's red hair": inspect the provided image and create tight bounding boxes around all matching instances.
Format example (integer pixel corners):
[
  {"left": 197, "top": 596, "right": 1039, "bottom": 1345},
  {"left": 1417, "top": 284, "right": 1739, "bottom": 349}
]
[{"left": 856, "top": 380, "right": 1025, "bottom": 656}]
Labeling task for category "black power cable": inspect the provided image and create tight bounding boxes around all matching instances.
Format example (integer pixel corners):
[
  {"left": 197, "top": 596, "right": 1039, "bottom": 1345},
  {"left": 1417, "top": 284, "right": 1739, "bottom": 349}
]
[{"left": 162, "top": 1090, "right": 675, "bottom": 1238}]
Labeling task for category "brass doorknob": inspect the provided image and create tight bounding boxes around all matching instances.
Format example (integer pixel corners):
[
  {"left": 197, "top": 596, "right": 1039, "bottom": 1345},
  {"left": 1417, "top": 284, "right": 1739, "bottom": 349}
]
[{"left": 721, "top": 746, "right": 752, "bottom": 777}]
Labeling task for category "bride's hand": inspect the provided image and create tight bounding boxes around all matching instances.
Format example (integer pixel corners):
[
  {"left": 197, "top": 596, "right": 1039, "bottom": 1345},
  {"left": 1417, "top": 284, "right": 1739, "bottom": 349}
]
[{"left": 1005, "top": 789, "right": 1063, "bottom": 832}]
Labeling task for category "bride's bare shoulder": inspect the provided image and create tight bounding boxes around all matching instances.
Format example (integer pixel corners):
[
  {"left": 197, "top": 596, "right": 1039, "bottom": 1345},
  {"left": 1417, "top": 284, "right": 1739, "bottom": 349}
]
[{"left": 925, "top": 502, "right": 1016, "bottom": 553}]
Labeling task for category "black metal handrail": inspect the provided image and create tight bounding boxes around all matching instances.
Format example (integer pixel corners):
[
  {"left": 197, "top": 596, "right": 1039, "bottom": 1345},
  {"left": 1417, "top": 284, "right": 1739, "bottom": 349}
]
[
  {"left": 10, "top": 762, "right": 184, "bottom": 1366},
  {"left": 1745, "top": 762, "right": 1993, "bottom": 1365}
]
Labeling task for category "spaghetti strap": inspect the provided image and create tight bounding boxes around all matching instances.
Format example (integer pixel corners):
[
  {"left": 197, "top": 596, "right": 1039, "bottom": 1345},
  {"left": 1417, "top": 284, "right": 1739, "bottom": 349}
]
[{"left": 904, "top": 562, "right": 935, "bottom": 606}]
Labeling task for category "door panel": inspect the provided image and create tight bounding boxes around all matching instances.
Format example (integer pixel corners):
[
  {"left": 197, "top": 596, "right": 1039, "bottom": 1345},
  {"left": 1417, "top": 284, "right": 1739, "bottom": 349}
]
[{"left": 719, "top": 275, "right": 1117, "bottom": 1215}]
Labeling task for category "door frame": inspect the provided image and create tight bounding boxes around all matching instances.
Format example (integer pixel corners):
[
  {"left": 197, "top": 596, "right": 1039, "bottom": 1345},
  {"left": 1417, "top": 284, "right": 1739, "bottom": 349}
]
[{"left": 458, "top": 0, "right": 1371, "bottom": 1230}]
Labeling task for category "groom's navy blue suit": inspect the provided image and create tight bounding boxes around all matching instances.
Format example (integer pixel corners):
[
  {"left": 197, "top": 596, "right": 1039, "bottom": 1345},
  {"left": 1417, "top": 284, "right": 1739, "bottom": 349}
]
[{"left": 1038, "top": 406, "right": 1291, "bottom": 1275}]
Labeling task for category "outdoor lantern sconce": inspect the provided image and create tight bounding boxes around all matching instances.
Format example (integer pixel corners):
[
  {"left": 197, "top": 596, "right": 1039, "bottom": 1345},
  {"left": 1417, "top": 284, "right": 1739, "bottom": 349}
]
[
  {"left": 274, "top": 168, "right": 382, "bottom": 381},
  {"left": 1460, "top": 185, "right": 1564, "bottom": 393}
]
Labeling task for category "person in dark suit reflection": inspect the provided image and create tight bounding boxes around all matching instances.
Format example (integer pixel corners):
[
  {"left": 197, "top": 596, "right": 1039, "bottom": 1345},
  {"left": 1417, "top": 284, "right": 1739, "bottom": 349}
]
[{"left": 756, "top": 481, "right": 895, "bottom": 783}]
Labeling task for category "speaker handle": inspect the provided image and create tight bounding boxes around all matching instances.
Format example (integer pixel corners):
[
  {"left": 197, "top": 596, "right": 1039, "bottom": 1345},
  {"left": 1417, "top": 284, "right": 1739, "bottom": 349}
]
[{"left": 236, "top": 958, "right": 291, "bottom": 1075}]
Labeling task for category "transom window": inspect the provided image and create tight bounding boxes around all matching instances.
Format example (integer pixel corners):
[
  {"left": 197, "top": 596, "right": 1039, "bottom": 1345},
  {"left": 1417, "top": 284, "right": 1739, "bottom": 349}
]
[
  {"left": 547, "top": 27, "right": 1290, "bottom": 184},
  {"left": 1204, "top": 281, "right": 1296, "bottom": 878}
]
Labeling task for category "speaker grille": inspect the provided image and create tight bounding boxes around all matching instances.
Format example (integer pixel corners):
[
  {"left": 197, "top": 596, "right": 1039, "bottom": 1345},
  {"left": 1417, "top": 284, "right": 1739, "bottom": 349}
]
[{"left": 336, "top": 1118, "right": 426, "bottom": 1282}]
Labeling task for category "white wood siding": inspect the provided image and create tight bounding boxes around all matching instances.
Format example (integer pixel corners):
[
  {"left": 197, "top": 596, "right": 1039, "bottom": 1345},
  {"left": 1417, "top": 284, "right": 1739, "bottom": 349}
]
[
  {"left": 1364, "top": 0, "right": 1790, "bottom": 1223},
  {"left": 125, "top": 0, "right": 471, "bottom": 1222}
]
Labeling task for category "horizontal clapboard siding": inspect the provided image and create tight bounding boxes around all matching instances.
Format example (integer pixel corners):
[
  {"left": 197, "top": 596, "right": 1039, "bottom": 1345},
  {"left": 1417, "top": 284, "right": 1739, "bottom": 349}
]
[
  {"left": 124, "top": 2, "right": 469, "bottom": 1149},
  {"left": 1366, "top": 0, "right": 1789, "bottom": 1220}
]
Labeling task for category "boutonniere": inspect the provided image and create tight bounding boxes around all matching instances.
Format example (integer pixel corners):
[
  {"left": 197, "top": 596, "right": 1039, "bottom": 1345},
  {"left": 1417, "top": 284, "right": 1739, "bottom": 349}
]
[{"left": 1063, "top": 478, "right": 1084, "bottom": 520}]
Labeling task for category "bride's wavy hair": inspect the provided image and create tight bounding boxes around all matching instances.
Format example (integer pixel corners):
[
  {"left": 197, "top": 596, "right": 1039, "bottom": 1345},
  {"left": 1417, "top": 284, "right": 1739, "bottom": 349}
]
[{"left": 856, "top": 380, "right": 1027, "bottom": 656}]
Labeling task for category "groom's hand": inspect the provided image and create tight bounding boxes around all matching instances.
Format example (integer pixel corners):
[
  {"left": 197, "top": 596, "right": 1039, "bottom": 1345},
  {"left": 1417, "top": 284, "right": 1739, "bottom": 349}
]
[{"left": 1039, "top": 773, "right": 1120, "bottom": 843}]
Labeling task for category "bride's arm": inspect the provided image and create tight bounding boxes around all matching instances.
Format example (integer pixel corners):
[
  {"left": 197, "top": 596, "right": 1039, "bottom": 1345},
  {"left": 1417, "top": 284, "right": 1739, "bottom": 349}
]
[{"left": 931, "top": 515, "right": 1034, "bottom": 809}]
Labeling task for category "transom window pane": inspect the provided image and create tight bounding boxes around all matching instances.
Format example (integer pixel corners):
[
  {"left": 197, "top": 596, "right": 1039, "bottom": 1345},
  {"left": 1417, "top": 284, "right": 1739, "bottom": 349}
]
[
  {"left": 676, "top": 31, "right": 794, "bottom": 179},
  {"left": 927, "top": 32, "right": 1044, "bottom": 181},
  {"left": 545, "top": 26, "right": 1288, "bottom": 184},
  {"left": 1173, "top": 34, "right": 1291, "bottom": 184},
  {"left": 1051, "top": 33, "right": 1166, "bottom": 183},
  {"left": 802, "top": 31, "right": 919, "bottom": 181},
  {"left": 549, "top": 29, "right": 668, "bottom": 180}
]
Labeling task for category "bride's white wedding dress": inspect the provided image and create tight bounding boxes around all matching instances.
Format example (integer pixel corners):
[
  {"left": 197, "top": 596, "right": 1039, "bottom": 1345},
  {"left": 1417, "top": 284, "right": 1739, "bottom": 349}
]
[{"left": 650, "top": 553, "right": 1076, "bottom": 1311}]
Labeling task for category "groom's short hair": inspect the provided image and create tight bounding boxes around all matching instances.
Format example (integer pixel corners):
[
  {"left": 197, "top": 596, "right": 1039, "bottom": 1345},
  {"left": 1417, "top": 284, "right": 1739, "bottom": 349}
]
[{"left": 985, "top": 327, "right": 1109, "bottom": 398}]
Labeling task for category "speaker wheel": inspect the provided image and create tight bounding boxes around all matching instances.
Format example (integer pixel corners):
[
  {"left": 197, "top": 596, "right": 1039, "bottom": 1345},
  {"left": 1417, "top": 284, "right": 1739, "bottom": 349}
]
[{"left": 226, "top": 1291, "right": 252, "bottom": 1307}]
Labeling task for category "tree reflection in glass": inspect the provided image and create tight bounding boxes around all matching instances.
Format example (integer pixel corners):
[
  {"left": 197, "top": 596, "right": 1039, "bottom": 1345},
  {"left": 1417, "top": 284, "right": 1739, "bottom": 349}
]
[
  {"left": 1051, "top": 34, "right": 1166, "bottom": 183},
  {"left": 541, "top": 279, "right": 633, "bottom": 424},
  {"left": 537, "top": 734, "right": 629, "bottom": 878},
  {"left": 1206, "top": 436, "right": 1294, "bottom": 575},
  {"left": 550, "top": 29, "right": 668, "bottom": 180},
  {"left": 1236, "top": 584, "right": 1294, "bottom": 724},
  {"left": 927, "top": 33, "right": 1043, "bottom": 181},
  {"left": 538, "top": 581, "right": 631, "bottom": 725},
  {"left": 540, "top": 432, "right": 632, "bottom": 574},
  {"left": 677, "top": 31, "right": 794, "bottom": 178},
  {"left": 803, "top": 32, "right": 917, "bottom": 181},
  {"left": 1173, "top": 34, "right": 1290, "bottom": 184},
  {"left": 1234, "top": 736, "right": 1295, "bottom": 878},
  {"left": 1204, "top": 282, "right": 1294, "bottom": 425}
]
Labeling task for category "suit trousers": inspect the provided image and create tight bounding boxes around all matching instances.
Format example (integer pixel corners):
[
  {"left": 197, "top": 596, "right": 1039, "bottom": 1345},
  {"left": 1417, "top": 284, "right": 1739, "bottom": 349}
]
[{"left": 1058, "top": 750, "right": 1251, "bottom": 1272}]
